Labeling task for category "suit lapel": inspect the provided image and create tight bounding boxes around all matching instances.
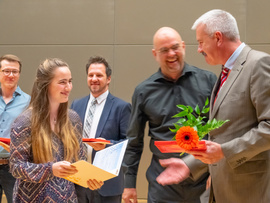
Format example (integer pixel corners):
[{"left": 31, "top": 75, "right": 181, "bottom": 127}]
[
  {"left": 95, "top": 93, "right": 114, "bottom": 138},
  {"left": 80, "top": 95, "right": 90, "bottom": 127},
  {"left": 211, "top": 46, "right": 251, "bottom": 119},
  {"left": 210, "top": 75, "right": 221, "bottom": 119}
]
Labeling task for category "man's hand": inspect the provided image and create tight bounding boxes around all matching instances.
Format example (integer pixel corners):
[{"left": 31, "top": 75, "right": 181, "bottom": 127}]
[
  {"left": 86, "top": 142, "right": 106, "bottom": 151},
  {"left": 122, "top": 188, "right": 137, "bottom": 203},
  {"left": 187, "top": 140, "right": 224, "bottom": 164},
  {"left": 156, "top": 158, "right": 190, "bottom": 186},
  {"left": 52, "top": 161, "right": 78, "bottom": 178},
  {"left": 85, "top": 138, "right": 107, "bottom": 151}
]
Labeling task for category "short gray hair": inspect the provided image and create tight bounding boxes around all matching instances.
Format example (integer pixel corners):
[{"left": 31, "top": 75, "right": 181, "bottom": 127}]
[{"left": 191, "top": 9, "right": 240, "bottom": 41}]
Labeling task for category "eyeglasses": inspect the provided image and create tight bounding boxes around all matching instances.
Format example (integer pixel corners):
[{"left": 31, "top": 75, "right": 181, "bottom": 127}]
[
  {"left": 157, "top": 44, "right": 181, "bottom": 55},
  {"left": 1, "top": 69, "right": 20, "bottom": 76}
]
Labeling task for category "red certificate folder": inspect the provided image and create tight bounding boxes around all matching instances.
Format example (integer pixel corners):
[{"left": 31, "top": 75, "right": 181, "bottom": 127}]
[
  {"left": 0, "top": 138, "right": 10, "bottom": 145},
  {"left": 154, "top": 140, "right": 206, "bottom": 153},
  {"left": 82, "top": 138, "right": 111, "bottom": 144}
]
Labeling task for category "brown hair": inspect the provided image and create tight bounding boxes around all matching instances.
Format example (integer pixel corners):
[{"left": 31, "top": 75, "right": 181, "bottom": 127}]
[
  {"left": 0, "top": 54, "right": 22, "bottom": 72},
  {"left": 30, "top": 58, "right": 79, "bottom": 163},
  {"left": 85, "top": 56, "right": 112, "bottom": 76}
]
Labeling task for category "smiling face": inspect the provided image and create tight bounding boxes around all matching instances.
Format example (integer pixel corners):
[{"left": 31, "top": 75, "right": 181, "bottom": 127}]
[
  {"left": 48, "top": 66, "right": 72, "bottom": 105},
  {"left": 152, "top": 27, "right": 186, "bottom": 80},
  {"left": 0, "top": 60, "right": 20, "bottom": 91},
  {"left": 87, "top": 63, "right": 111, "bottom": 98},
  {"left": 196, "top": 24, "right": 220, "bottom": 65}
]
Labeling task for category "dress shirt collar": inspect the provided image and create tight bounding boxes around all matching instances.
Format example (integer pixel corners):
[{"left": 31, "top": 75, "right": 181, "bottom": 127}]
[
  {"left": 154, "top": 63, "right": 196, "bottom": 82},
  {"left": 224, "top": 42, "right": 246, "bottom": 70},
  {"left": 0, "top": 86, "right": 22, "bottom": 97},
  {"left": 89, "top": 90, "right": 109, "bottom": 105}
]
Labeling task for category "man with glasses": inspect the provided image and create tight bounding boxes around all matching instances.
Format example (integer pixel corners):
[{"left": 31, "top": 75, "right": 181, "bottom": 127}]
[
  {"left": 122, "top": 27, "right": 217, "bottom": 203},
  {"left": 156, "top": 10, "right": 270, "bottom": 203},
  {"left": 0, "top": 54, "right": 30, "bottom": 203}
]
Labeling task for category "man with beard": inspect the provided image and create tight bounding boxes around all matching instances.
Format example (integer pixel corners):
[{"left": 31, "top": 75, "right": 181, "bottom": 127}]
[{"left": 71, "top": 56, "right": 131, "bottom": 203}]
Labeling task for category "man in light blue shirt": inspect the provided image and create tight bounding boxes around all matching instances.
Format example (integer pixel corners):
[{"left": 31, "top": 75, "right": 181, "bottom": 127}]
[{"left": 0, "top": 54, "right": 30, "bottom": 203}]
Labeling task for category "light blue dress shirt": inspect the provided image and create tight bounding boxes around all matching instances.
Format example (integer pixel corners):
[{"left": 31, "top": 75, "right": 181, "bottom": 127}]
[
  {"left": 0, "top": 86, "right": 30, "bottom": 158},
  {"left": 225, "top": 42, "right": 246, "bottom": 70}
]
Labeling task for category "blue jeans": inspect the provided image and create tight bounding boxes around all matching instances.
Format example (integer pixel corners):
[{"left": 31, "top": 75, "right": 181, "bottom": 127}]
[{"left": 0, "top": 164, "right": 15, "bottom": 203}]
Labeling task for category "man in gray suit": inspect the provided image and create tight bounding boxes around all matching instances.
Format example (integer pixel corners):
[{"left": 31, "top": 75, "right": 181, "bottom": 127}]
[{"left": 156, "top": 9, "right": 270, "bottom": 203}]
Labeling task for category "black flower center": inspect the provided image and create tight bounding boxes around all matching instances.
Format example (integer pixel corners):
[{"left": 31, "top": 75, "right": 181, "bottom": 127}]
[{"left": 184, "top": 135, "right": 190, "bottom": 140}]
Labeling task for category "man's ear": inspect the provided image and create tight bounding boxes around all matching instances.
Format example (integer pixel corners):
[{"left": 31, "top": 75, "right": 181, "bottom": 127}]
[
  {"left": 107, "top": 76, "right": 111, "bottom": 85},
  {"left": 215, "top": 31, "right": 223, "bottom": 46},
  {"left": 182, "top": 41, "right": 186, "bottom": 49},
  {"left": 152, "top": 48, "right": 157, "bottom": 58}
]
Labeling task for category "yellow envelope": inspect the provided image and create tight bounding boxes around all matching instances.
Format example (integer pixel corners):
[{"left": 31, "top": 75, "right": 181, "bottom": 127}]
[{"left": 65, "top": 160, "right": 116, "bottom": 188}]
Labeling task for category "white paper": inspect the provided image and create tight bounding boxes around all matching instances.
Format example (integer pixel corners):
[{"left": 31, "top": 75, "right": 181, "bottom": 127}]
[{"left": 93, "top": 139, "right": 128, "bottom": 175}]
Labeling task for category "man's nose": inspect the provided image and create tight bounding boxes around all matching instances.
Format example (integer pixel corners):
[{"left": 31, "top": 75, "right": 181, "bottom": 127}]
[
  {"left": 197, "top": 45, "right": 203, "bottom": 53},
  {"left": 8, "top": 72, "right": 15, "bottom": 77},
  {"left": 167, "top": 48, "right": 176, "bottom": 56},
  {"left": 92, "top": 75, "right": 98, "bottom": 80}
]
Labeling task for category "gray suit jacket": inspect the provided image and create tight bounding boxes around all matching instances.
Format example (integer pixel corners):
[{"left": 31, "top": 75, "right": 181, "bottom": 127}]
[{"left": 186, "top": 45, "right": 270, "bottom": 203}]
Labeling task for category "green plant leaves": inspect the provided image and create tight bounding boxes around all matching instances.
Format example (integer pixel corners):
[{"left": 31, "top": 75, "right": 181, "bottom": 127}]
[
  {"left": 205, "top": 97, "right": 209, "bottom": 106},
  {"left": 170, "top": 98, "right": 229, "bottom": 140},
  {"left": 195, "top": 105, "right": 200, "bottom": 115}
]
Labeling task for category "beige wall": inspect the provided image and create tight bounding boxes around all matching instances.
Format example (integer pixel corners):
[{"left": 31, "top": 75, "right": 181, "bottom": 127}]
[{"left": 1, "top": 0, "right": 270, "bottom": 199}]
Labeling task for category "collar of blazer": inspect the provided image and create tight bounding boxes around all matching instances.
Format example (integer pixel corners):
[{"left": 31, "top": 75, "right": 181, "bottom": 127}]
[
  {"left": 210, "top": 45, "right": 251, "bottom": 119},
  {"left": 95, "top": 93, "right": 114, "bottom": 138}
]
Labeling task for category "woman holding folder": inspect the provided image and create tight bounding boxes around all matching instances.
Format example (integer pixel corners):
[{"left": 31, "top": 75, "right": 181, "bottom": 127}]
[{"left": 9, "top": 58, "right": 103, "bottom": 202}]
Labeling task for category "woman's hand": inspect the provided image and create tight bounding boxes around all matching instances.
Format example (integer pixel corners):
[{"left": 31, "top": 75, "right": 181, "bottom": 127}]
[
  {"left": 52, "top": 161, "right": 78, "bottom": 178},
  {"left": 87, "top": 179, "right": 104, "bottom": 190}
]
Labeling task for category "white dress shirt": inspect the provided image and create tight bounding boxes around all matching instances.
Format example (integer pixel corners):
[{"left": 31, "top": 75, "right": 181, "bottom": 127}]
[{"left": 84, "top": 90, "right": 108, "bottom": 162}]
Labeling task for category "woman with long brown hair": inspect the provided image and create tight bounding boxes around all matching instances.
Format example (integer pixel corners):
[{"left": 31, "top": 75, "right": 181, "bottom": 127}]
[{"left": 9, "top": 58, "right": 93, "bottom": 202}]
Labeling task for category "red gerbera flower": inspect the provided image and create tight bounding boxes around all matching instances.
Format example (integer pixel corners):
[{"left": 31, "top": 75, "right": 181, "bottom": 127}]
[{"left": 175, "top": 126, "right": 199, "bottom": 150}]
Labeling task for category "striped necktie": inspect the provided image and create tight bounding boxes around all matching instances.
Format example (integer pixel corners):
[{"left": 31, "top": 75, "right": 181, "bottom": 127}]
[
  {"left": 220, "top": 67, "right": 229, "bottom": 88},
  {"left": 83, "top": 99, "right": 97, "bottom": 138},
  {"left": 214, "top": 67, "right": 230, "bottom": 104}
]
